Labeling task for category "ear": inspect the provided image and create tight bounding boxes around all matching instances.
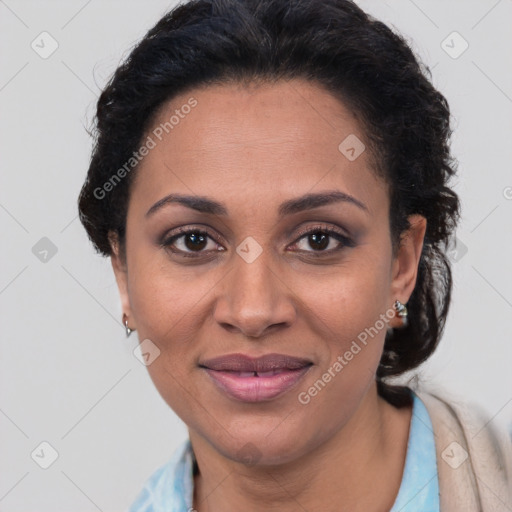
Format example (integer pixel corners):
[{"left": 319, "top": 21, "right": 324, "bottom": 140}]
[
  {"left": 388, "top": 214, "right": 427, "bottom": 328},
  {"left": 108, "top": 231, "right": 133, "bottom": 327}
]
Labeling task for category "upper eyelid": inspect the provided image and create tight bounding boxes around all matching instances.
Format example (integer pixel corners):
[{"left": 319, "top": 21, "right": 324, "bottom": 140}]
[
  {"left": 164, "top": 223, "right": 346, "bottom": 239},
  {"left": 294, "top": 223, "right": 350, "bottom": 239}
]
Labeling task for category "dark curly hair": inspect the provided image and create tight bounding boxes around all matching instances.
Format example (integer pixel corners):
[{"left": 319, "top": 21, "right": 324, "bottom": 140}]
[{"left": 78, "top": 0, "right": 460, "bottom": 408}]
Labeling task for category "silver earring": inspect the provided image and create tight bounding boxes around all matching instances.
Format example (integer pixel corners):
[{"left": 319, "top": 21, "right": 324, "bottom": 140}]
[
  {"left": 123, "top": 313, "right": 134, "bottom": 337},
  {"left": 394, "top": 300, "right": 408, "bottom": 327}
]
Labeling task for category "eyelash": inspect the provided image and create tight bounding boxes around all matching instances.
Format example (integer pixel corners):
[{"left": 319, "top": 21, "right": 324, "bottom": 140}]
[
  {"left": 292, "top": 225, "right": 355, "bottom": 256},
  {"left": 161, "top": 224, "right": 354, "bottom": 259}
]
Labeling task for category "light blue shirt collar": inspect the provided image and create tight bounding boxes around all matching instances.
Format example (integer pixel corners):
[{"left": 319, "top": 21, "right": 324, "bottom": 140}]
[{"left": 390, "top": 391, "right": 439, "bottom": 511}]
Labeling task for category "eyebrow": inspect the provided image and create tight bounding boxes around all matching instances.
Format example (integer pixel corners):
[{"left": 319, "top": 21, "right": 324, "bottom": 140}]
[{"left": 145, "top": 190, "right": 369, "bottom": 218}]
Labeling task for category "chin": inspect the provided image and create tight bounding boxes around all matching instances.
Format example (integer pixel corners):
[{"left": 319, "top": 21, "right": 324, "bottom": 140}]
[{"left": 211, "top": 424, "right": 314, "bottom": 467}]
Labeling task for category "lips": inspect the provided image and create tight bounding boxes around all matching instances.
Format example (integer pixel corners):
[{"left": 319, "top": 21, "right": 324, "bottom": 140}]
[
  {"left": 199, "top": 353, "right": 313, "bottom": 373},
  {"left": 199, "top": 353, "right": 313, "bottom": 402}
]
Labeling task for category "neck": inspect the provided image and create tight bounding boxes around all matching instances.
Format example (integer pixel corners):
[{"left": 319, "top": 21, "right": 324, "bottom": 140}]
[{"left": 190, "top": 381, "right": 412, "bottom": 512}]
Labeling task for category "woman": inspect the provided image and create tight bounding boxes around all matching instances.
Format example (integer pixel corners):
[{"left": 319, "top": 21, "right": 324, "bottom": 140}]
[{"left": 77, "top": 0, "right": 512, "bottom": 510}]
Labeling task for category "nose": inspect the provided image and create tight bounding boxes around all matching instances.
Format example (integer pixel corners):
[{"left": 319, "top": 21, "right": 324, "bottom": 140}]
[{"left": 213, "top": 249, "right": 296, "bottom": 338}]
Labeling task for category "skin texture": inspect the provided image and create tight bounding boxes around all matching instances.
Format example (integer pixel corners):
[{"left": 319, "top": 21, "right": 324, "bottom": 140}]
[{"left": 110, "top": 79, "right": 427, "bottom": 512}]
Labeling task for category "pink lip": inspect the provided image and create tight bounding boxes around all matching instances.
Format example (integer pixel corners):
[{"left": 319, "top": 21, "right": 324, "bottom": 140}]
[
  {"left": 200, "top": 353, "right": 313, "bottom": 402},
  {"left": 203, "top": 367, "right": 312, "bottom": 402}
]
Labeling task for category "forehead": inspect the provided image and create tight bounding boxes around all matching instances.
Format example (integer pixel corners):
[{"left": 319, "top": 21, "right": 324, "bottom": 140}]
[{"left": 131, "top": 79, "right": 387, "bottom": 217}]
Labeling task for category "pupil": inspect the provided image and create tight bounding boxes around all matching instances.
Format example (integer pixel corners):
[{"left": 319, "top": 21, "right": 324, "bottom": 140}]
[
  {"left": 185, "top": 232, "right": 207, "bottom": 251},
  {"left": 310, "top": 232, "right": 328, "bottom": 250}
]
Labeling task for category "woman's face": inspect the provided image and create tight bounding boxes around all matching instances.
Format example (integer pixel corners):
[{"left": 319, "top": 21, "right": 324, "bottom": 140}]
[{"left": 111, "top": 79, "right": 425, "bottom": 465}]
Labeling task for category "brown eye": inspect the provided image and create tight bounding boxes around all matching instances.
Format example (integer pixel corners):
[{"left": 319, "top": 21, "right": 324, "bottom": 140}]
[
  {"left": 305, "top": 232, "right": 330, "bottom": 251},
  {"left": 162, "top": 228, "right": 223, "bottom": 257},
  {"left": 182, "top": 232, "right": 208, "bottom": 251},
  {"left": 292, "top": 227, "right": 353, "bottom": 255}
]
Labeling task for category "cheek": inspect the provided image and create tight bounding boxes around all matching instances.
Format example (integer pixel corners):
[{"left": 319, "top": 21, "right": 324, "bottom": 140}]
[
  {"left": 126, "top": 255, "right": 214, "bottom": 384},
  {"left": 302, "top": 252, "right": 391, "bottom": 352},
  {"left": 128, "top": 247, "right": 213, "bottom": 340},
  {"left": 291, "top": 263, "right": 391, "bottom": 433},
  {"left": 127, "top": 266, "right": 208, "bottom": 417}
]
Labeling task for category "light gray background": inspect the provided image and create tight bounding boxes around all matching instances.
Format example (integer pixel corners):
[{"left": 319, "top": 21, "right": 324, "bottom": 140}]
[{"left": 1, "top": 1, "right": 511, "bottom": 511}]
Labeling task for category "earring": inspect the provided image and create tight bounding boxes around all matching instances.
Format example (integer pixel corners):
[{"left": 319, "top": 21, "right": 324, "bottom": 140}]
[
  {"left": 394, "top": 300, "right": 408, "bottom": 327},
  {"left": 123, "top": 313, "right": 134, "bottom": 337}
]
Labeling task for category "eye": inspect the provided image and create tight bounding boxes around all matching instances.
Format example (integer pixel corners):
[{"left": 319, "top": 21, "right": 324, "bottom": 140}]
[
  {"left": 161, "top": 227, "right": 224, "bottom": 258},
  {"left": 161, "top": 224, "right": 354, "bottom": 259},
  {"left": 290, "top": 225, "right": 354, "bottom": 256}
]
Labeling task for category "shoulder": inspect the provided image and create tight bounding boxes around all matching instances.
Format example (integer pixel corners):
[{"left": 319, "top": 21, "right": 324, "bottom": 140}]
[
  {"left": 414, "top": 385, "right": 511, "bottom": 458},
  {"left": 413, "top": 385, "right": 512, "bottom": 511}
]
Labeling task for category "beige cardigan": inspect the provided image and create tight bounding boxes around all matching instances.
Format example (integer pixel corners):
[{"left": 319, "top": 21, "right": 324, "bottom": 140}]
[{"left": 414, "top": 387, "right": 512, "bottom": 511}]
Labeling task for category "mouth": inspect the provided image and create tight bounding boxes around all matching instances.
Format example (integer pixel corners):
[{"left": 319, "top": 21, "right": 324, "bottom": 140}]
[{"left": 199, "top": 353, "right": 313, "bottom": 402}]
